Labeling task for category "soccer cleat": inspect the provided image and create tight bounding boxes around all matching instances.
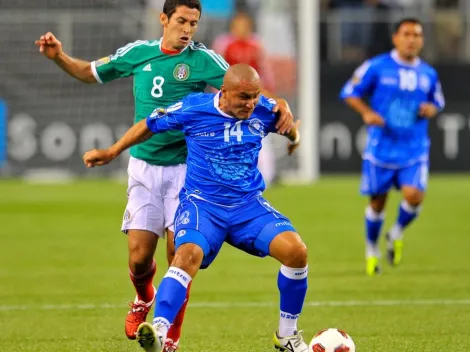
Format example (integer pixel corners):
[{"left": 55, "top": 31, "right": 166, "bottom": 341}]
[
  {"left": 273, "top": 330, "right": 309, "bottom": 352},
  {"left": 163, "top": 338, "right": 179, "bottom": 352},
  {"left": 137, "top": 322, "right": 166, "bottom": 352},
  {"left": 125, "top": 286, "right": 157, "bottom": 340},
  {"left": 386, "top": 233, "right": 403, "bottom": 266},
  {"left": 366, "top": 256, "right": 380, "bottom": 276}
]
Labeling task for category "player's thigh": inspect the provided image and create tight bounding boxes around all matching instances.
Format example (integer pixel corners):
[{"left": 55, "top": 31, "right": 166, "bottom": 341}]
[
  {"left": 174, "top": 196, "right": 227, "bottom": 269},
  {"left": 162, "top": 164, "right": 187, "bottom": 264},
  {"left": 162, "top": 163, "right": 187, "bottom": 233},
  {"left": 360, "top": 159, "right": 395, "bottom": 197},
  {"left": 398, "top": 162, "right": 428, "bottom": 205},
  {"left": 228, "top": 197, "right": 299, "bottom": 259},
  {"left": 122, "top": 157, "right": 166, "bottom": 237}
]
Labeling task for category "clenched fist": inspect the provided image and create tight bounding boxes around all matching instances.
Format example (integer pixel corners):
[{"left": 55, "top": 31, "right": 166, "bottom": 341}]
[
  {"left": 83, "top": 149, "right": 116, "bottom": 168},
  {"left": 34, "top": 32, "right": 63, "bottom": 60}
]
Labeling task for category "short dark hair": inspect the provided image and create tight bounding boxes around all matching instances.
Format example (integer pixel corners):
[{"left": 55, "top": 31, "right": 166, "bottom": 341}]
[
  {"left": 394, "top": 18, "right": 422, "bottom": 33},
  {"left": 163, "top": 0, "right": 202, "bottom": 19}
]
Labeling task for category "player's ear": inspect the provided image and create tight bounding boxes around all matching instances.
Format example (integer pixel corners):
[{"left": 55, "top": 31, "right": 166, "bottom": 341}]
[
  {"left": 220, "top": 85, "right": 227, "bottom": 96},
  {"left": 391, "top": 33, "right": 399, "bottom": 47},
  {"left": 160, "top": 13, "right": 169, "bottom": 27}
]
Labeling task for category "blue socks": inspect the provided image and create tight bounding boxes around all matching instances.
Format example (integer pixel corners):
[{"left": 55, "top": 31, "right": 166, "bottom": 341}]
[
  {"left": 277, "top": 265, "right": 308, "bottom": 337},
  {"left": 365, "top": 206, "right": 384, "bottom": 257},
  {"left": 152, "top": 267, "right": 192, "bottom": 334}
]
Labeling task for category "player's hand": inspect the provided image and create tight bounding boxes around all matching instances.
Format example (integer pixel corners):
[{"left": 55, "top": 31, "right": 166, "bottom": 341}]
[
  {"left": 287, "top": 120, "right": 301, "bottom": 156},
  {"left": 362, "top": 111, "right": 385, "bottom": 126},
  {"left": 83, "top": 149, "right": 115, "bottom": 168},
  {"left": 419, "top": 103, "right": 438, "bottom": 119},
  {"left": 273, "top": 98, "right": 294, "bottom": 134},
  {"left": 35, "top": 32, "right": 63, "bottom": 60}
]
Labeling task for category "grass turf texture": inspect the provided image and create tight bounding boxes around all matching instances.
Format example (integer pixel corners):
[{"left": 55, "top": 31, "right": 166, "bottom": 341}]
[{"left": 1, "top": 176, "right": 469, "bottom": 351}]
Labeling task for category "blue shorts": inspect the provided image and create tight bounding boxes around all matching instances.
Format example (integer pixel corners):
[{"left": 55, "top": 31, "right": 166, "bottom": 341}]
[
  {"left": 173, "top": 195, "right": 296, "bottom": 269},
  {"left": 360, "top": 159, "right": 429, "bottom": 196}
]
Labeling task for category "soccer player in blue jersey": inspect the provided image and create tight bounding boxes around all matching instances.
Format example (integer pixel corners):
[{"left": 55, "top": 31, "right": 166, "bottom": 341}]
[
  {"left": 83, "top": 64, "right": 308, "bottom": 352},
  {"left": 340, "top": 18, "right": 445, "bottom": 276}
]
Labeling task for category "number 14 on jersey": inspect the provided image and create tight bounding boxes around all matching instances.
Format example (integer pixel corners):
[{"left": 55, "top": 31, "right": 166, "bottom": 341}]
[{"left": 224, "top": 121, "right": 243, "bottom": 142}]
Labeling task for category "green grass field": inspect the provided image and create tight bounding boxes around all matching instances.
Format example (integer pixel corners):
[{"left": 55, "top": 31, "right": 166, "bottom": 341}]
[{"left": 1, "top": 176, "right": 469, "bottom": 352}]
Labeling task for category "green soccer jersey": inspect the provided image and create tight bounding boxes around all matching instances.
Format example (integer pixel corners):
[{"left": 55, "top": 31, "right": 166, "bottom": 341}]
[{"left": 91, "top": 40, "right": 228, "bottom": 166}]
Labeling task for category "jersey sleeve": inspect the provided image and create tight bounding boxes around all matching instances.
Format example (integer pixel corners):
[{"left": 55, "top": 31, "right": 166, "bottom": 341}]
[
  {"left": 146, "top": 100, "right": 189, "bottom": 133},
  {"left": 197, "top": 44, "right": 229, "bottom": 89},
  {"left": 340, "top": 60, "right": 378, "bottom": 99},
  {"left": 429, "top": 72, "right": 446, "bottom": 111},
  {"left": 258, "top": 96, "right": 279, "bottom": 134},
  {"left": 91, "top": 41, "right": 145, "bottom": 84}
]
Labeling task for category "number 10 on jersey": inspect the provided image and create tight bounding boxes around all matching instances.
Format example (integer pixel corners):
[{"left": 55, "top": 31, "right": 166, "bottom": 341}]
[{"left": 224, "top": 121, "right": 244, "bottom": 142}]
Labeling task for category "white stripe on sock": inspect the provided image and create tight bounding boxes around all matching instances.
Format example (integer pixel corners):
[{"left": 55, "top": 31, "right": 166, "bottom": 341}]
[
  {"left": 152, "top": 317, "right": 170, "bottom": 336},
  {"left": 279, "top": 311, "right": 299, "bottom": 337},
  {"left": 164, "top": 267, "right": 192, "bottom": 288},
  {"left": 280, "top": 265, "right": 308, "bottom": 280},
  {"left": 365, "top": 206, "right": 385, "bottom": 221},
  {"left": 401, "top": 200, "right": 421, "bottom": 214}
]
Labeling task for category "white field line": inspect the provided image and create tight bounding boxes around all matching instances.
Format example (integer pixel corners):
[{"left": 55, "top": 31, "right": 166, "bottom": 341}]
[{"left": 1, "top": 298, "right": 470, "bottom": 312}]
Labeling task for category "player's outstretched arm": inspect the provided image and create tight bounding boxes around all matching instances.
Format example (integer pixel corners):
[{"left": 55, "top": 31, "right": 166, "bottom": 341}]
[
  {"left": 35, "top": 32, "right": 97, "bottom": 84},
  {"left": 83, "top": 120, "right": 153, "bottom": 168}
]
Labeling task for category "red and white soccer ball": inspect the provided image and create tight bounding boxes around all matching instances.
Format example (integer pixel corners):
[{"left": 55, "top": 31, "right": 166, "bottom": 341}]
[{"left": 309, "top": 328, "right": 356, "bottom": 352}]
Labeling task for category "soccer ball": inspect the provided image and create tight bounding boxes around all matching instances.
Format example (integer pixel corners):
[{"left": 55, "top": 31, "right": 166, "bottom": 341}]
[{"left": 309, "top": 328, "right": 356, "bottom": 352}]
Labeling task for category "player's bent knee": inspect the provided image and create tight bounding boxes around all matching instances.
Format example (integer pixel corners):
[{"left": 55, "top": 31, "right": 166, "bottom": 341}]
[
  {"left": 270, "top": 231, "right": 308, "bottom": 268},
  {"left": 402, "top": 187, "right": 424, "bottom": 206},
  {"left": 172, "top": 243, "right": 204, "bottom": 277},
  {"left": 406, "top": 193, "right": 423, "bottom": 206},
  {"left": 370, "top": 194, "right": 388, "bottom": 212}
]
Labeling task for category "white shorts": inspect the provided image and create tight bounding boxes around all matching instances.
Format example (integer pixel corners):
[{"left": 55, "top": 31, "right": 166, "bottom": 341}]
[{"left": 121, "top": 156, "right": 187, "bottom": 237}]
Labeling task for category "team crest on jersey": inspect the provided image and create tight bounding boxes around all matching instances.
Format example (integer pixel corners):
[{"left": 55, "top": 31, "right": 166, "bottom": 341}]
[
  {"left": 95, "top": 55, "right": 111, "bottom": 67},
  {"left": 248, "top": 118, "right": 266, "bottom": 137},
  {"left": 123, "top": 209, "right": 131, "bottom": 221},
  {"left": 173, "top": 63, "right": 190, "bottom": 81}
]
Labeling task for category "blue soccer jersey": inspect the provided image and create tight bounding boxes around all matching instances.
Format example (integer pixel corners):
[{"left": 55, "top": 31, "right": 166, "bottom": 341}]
[
  {"left": 146, "top": 92, "right": 278, "bottom": 205},
  {"left": 340, "top": 49, "right": 445, "bottom": 168}
]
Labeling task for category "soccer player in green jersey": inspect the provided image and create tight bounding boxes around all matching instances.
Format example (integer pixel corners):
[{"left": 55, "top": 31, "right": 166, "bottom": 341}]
[{"left": 35, "top": 1, "right": 293, "bottom": 349}]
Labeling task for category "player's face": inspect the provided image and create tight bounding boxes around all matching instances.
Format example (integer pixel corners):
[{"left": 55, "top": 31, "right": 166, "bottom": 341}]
[
  {"left": 393, "top": 22, "right": 424, "bottom": 60},
  {"left": 230, "top": 15, "right": 253, "bottom": 40},
  {"left": 161, "top": 6, "right": 200, "bottom": 50},
  {"left": 225, "top": 81, "right": 261, "bottom": 119}
]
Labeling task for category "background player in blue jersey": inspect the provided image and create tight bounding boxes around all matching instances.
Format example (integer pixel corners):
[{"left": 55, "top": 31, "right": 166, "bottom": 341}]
[
  {"left": 340, "top": 18, "right": 446, "bottom": 276},
  {"left": 83, "top": 64, "right": 308, "bottom": 352}
]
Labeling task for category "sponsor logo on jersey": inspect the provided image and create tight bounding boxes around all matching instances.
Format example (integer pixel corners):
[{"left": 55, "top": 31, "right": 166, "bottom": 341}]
[
  {"left": 176, "top": 211, "right": 190, "bottom": 226},
  {"left": 275, "top": 221, "right": 292, "bottom": 228},
  {"left": 173, "top": 63, "right": 190, "bottom": 81},
  {"left": 123, "top": 209, "right": 131, "bottom": 221},
  {"left": 95, "top": 55, "right": 111, "bottom": 67},
  {"left": 143, "top": 63, "right": 152, "bottom": 72},
  {"left": 248, "top": 118, "right": 266, "bottom": 137},
  {"left": 195, "top": 131, "right": 216, "bottom": 137}
]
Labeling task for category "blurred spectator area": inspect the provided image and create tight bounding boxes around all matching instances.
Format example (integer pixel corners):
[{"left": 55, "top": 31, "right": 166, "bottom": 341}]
[{"left": 321, "top": 0, "right": 469, "bottom": 63}]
